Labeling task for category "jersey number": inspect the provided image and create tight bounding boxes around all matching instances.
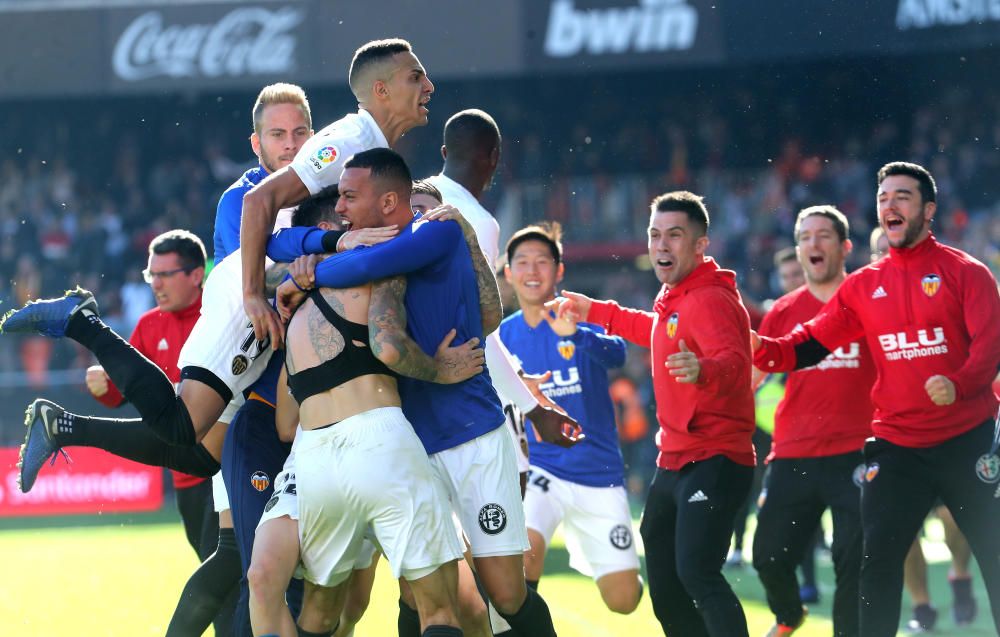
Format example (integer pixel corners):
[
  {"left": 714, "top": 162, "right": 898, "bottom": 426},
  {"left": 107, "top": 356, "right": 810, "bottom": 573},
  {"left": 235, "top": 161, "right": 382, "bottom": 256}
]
[
  {"left": 526, "top": 470, "right": 550, "bottom": 493},
  {"left": 504, "top": 404, "right": 525, "bottom": 437}
]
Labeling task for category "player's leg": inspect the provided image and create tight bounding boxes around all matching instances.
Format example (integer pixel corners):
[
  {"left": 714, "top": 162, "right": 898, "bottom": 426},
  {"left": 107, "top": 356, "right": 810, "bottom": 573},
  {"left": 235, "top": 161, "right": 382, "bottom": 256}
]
[
  {"left": 672, "top": 456, "right": 752, "bottom": 637},
  {"left": 558, "top": 476, "right": 641, "bottom": 614},
  {"left": 439, "top": 427, "right": 556, "bottom": 637},
  {"left": 174, "top": 476, "right": 217, "bottom": 558},
  {"left": 752, "top": 458, "right": 824, "bottom": 632},
  {"left": 522, "top": 467, "right": 566, "bottom": 589},
  {"left": 858, "top": 439, "right": 937, "bottom": 636},
  {"left": 405, "top": 561, "right": 463, "bottom": 635},
  {"left": 248, "top": 514, "right": 300, "bottom": 636},
  {"left": 933, "top": 420, "right": 1000, "bottom": 633},
  {"left": 225, "top": 401, "right": 300, "bottom": 636},
  {"left": 335, "top": 548, "right": 381, "bottom": 637},
  {"left": 936, "top": 505, "right": 978, "bottom": 624},
  {"left": 166, "top": 506, "right": 241, "bottom": 637},
  {"left": 822, "top": 453, "right": 864, "bottom": 637},
  {"left": 298, "top": 580, "right": 348, "bottom": 637},
  {"left": 640, "top": 467, "right": 707, "bottom": 636}
]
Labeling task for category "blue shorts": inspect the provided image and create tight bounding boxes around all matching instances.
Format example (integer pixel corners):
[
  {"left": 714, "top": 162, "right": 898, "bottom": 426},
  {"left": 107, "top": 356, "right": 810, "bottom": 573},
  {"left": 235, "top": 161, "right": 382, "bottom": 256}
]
[{"left": 222, "top": 397, "right": 302, "bottom": 633}]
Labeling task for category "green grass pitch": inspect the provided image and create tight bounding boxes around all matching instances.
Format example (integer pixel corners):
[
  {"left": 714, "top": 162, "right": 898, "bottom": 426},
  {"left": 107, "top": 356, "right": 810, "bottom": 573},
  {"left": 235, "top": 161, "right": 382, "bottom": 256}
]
[{"left": 0, "top": 512, "right": 992, "bottom": 635}]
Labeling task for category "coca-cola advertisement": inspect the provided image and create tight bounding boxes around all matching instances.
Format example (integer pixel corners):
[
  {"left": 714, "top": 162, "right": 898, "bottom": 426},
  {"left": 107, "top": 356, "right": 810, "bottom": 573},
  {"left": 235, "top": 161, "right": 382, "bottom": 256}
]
[{"left": 110, "top": 4, "right": 304, "bottom": 84}]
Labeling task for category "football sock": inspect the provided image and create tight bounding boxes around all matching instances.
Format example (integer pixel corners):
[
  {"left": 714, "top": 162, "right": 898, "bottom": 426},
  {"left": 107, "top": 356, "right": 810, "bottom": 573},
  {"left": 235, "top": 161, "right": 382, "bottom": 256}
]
[
  {"left": 56, "top": 412, "right": 219, "bottom": 476},
  {"left": 398, "top": 598, "right": 422, "bottom": 637},
  {"left": 165, "top": 527, "right": 241, "bottom": 636},
  {"left": 497, "top": 588, "right": 557, "bottom": 637},
  {"left": 66, "top": 311, "right": 197, "bottom": 446}
]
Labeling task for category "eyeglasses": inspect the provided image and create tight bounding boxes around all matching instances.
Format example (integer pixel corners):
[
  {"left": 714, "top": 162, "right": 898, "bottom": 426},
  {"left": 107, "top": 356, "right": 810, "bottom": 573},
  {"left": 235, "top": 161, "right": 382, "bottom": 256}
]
[{"left": 142, "top": 267, "right": 190, "bottom": 283}]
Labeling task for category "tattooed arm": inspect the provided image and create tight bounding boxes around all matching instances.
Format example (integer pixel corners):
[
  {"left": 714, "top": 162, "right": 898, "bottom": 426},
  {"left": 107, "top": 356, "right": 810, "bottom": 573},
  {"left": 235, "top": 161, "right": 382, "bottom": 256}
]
[
  {"left": 462, "top": 221, "right": 503, "bottom": 336},
  {"left": 368, "top": 277, "right": 485, "bottom": 384},
  {"left": 264, "top": 262, "right": 292, "bottom": 297}
]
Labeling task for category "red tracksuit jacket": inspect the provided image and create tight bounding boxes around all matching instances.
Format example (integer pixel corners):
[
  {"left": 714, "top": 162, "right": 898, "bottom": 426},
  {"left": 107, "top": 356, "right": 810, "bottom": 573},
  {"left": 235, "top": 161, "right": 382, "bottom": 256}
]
[
  {"left": 96, "top": 296, "right": 205, "bottom": 488},
  {"left": 588, "top": 258, "right": 756, "bottom": 470},
  {"left": 759, "top": 285, "right": 875, "bottom": 460},
  {"left": 756, "top": 235, "right": 1000, "bottom": 447}
]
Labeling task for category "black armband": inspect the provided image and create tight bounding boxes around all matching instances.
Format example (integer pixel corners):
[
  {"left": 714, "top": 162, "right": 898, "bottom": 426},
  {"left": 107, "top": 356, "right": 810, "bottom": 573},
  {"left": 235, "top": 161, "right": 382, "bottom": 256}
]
[
  {"left": 320, "top": 230, "right": 347, "bottom": 253},
  {"left": 793, "top": 339, "right": 831, "bottom": 370}
]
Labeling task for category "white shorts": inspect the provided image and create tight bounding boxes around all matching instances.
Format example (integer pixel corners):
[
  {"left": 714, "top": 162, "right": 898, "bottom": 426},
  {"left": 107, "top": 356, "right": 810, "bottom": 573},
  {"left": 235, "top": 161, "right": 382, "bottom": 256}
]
[
  {"left": 211, "top": 471, "right": 230, "bottom": 513},
  {"left": 524, "top": 465, "right": 639, "bottom": 579},
  {"left": 178, "top": 260, "right": 273, "bottom": 402},
  {"left": 500, "top": 401, "right": 530, "bottom": 474},
  {"left": 430, "top": 425, "right": 529, "bottom": 558},
  {"left": 296, "top": 407, "right": 463, "bottom": 585}
]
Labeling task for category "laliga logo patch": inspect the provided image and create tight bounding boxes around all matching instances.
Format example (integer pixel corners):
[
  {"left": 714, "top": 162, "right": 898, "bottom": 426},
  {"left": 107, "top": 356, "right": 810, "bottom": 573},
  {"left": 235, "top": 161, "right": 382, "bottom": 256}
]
[
  {"left": 478, "top": 503, "right": 507, "bottom": 535},
  {"left": 250, "top": 471, "right": 270, "bottom": 492},
  {"left": 852, "top": 463, "right": 867, "bottom": 488},
  {"left": 557, "top": 339, "right": 575, "bottom": 360},
  {"left": 666, "top": 312, "right": 679, "bottom": 339},
  {"left": 865, "top": 463, "right": 880, "bottom": 482},
  {"left": 975, "top": 454, "right": 1000, "bottom": 484},
  {"left": 231, "top": 354, "right": 249, "bottom": 375},
  {"left": 921, "top": 273, "right": 941, "bottom": 297},
  {"left": 308, "top": 144, "right": 340, "bottom": 173},
  {"left": 609, "top": 524, "right": 632, "bottom": 550}
]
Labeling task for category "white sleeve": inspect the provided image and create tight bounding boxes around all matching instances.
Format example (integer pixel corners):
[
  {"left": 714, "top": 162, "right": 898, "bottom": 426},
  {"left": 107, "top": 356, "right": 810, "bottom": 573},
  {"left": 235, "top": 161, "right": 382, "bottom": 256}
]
[
  {"left": 288, "top": 120, "right": 363, "bottom": 195},
  {"left": 485, "top": 331, "right": 538, "bottom": 413}
]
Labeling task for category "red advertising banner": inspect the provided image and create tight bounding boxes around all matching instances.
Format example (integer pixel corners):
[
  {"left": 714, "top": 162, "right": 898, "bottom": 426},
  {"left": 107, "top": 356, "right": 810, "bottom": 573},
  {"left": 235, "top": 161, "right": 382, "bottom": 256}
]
[{"left": 0, "top": 447, "right": 163, "bottom": 517}]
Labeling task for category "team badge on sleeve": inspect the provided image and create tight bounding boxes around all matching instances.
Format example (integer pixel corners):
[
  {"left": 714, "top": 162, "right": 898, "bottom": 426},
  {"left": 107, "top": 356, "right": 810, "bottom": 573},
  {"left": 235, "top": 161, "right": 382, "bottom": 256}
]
[
  {"left": 250, "top": 471, "right": 271, "bottom": 492},
  {"left": 921, "top": 273, "right": 941, "bottom": 297},
  {"left": 666, "top": 313, "right": 679, "bottom": 339},
  {"left": 557, "top": 339, "right": 575, "bottom": 360},
  {"left": 308, "top": 145, "right": 340, "bottom": 173},
  {"left": 975, "top": 454, "right": 1000, "bottom": 484}
]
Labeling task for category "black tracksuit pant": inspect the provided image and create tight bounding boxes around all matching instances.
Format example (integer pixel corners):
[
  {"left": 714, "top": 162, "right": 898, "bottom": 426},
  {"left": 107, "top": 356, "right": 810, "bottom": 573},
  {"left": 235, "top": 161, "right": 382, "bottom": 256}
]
[
  {"left": 859, "top": 418, "right": 1000, "bottom": 636},
  {"left": 753, "top": 452, "right": 864, "bottom": 636},
  {"left": 640, "top": 455, "right": 753, "bottom": 637}
]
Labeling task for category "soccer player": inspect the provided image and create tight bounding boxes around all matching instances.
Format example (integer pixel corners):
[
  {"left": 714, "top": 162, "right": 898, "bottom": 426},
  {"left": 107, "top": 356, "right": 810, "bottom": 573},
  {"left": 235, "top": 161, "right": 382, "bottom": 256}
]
[
  {"left": 550, "top": 191, "right": 756, "bottom": 636},
  {"left": 269, "top": 148, "right": 570, "bottom": 637},
  {"left": 499, "top": 222, "right": 642, "bottom": 614},
  {"left": 752, "top": 205, "right": 876, "bottom": 637},
  {"left": 241, "top": 38, "right": 431, "bottom": 351},
  {"left": 752, "top": 161, "right": 1000, "bottom": 636}
]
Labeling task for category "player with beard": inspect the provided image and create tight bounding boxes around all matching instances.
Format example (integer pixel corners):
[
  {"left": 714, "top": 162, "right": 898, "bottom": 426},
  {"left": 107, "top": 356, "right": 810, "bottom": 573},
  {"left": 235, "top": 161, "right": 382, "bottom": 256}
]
[
  {"left": 752, "top": 162, "right": 1000, "bottom": 636},
  {"left": 752, "top": 206, "right": 876, "bottom": 637}
]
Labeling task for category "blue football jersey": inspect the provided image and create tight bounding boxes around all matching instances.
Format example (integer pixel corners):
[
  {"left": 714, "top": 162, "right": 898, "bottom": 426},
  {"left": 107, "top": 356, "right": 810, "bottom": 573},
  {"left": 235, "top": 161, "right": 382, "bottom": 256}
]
[
  {"left": 274, "top": 217, "right": 504, "bottom": 454},
  {"left": 214, "top": 165, "right": 267, "bottom": 264},
  {"left": 499, "top": 311, "right": 627, "bottom": 487}
]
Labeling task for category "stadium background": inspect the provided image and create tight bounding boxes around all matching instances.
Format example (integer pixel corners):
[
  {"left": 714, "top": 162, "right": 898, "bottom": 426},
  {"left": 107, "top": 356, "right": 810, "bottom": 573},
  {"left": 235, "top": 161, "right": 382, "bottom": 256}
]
[{"left": 0, "top": 0, "right": 997, "bottom": 634}]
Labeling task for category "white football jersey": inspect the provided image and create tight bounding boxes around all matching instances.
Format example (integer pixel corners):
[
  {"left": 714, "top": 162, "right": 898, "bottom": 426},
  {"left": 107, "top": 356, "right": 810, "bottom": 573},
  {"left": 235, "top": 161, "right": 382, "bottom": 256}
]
[{"left": 290, "top": 109, "right": 389, "bottom": 195}]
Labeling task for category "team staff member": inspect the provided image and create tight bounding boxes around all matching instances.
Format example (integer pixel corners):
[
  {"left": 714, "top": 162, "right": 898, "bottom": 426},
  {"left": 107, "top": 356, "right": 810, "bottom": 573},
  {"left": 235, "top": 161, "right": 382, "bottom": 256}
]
[
  {"left": 551, "top": 191, "right": 755, "bottom": 637},
  {"left": 85, "top": 232, "right": 213, "bottom": 560},
  {"left": 752, "top": 162, "right": 1000, "bottom": 636},
  {"left": 500, "top": 222, "right": 642, "bottom": 614},
  {"left": 753, "top": 206, "right": 875, "bottom": 637}
]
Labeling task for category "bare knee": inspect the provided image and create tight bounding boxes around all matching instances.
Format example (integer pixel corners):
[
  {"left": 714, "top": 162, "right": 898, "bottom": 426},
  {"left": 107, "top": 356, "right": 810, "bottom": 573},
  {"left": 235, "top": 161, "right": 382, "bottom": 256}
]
[
  {"left": 456, "top": 586, "right": 489, "bottom": 631},
  {"left": 598, "top": 571, "right": 642, "bottom": 614},
  {"left": 248, "top": 556, "right": 287, "bottom": 604}
]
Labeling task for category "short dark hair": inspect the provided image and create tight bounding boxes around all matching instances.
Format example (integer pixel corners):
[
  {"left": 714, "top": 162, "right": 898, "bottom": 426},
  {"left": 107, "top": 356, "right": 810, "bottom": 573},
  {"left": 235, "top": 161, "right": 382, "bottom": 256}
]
[
  {"left": 345, "top": 148, "right": 413, "bottom": 201},
  {"left": 348, "top": 38, "right": 412, "bottom": 97},
  {"left": 149, "top": 229, "right": 205, "bottom": 271},
  {"left": 773, "top": 246, "right": 798, "bottom": 268},
  {"left": 411, "top": 180, "right": 442, "bottom": 203},
  {"left": 292, "top": 187, "right": 340, "bottom": 228},
  {"left": 443, "top": 109, "right": 501, "bottom": 160},
  {"left": 650, "top": 191, "right": 709, "bottom": 236},
  {"left": 506, "top": 221, "right": 563, "bottom": 265},
  {"left": 794, "top": 205, "right": 849, "bottom": 243},
  {"left": 877, "top": 161, "right": 937, "bottom": 204}
]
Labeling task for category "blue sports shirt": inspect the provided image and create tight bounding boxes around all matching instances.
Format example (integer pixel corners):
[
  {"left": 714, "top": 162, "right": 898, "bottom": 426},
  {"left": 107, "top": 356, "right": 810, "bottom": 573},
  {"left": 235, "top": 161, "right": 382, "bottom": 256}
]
[
  {"left": 213, "top": 165, "right": 267, "bottom": 263},
  {"left": 268, "top": 218, "right": 504, "bottom": 454},
  {"left": 499, "top": 311, "right": 628, "bottom": 487}
]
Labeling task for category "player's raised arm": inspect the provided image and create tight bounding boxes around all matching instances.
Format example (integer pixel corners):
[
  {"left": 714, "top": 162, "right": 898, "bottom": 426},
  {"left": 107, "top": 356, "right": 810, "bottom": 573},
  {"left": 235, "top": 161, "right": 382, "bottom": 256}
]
[{"left": 241, "top": 166, "right": 310, "bottom": 349}]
